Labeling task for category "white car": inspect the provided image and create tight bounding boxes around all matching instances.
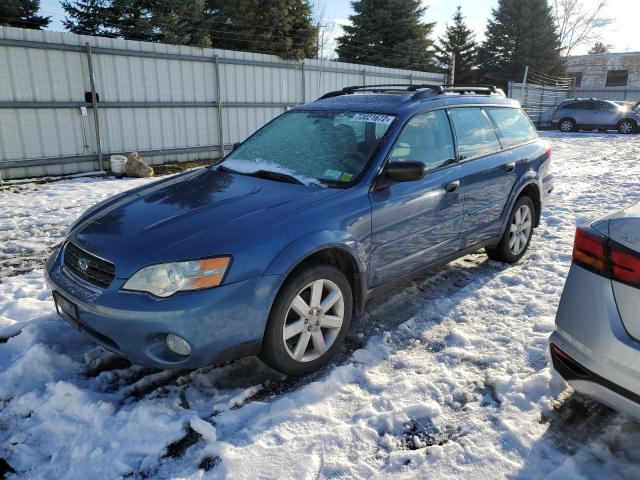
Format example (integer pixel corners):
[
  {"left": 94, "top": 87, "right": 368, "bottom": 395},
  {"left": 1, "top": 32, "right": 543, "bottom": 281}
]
[{"left": 550, "top": 203, "right": 640, "bottom": 418}]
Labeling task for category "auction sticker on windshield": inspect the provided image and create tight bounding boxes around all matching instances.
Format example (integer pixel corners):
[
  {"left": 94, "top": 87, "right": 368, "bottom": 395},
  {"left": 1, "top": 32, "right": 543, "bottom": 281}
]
[{"left": 349, "top": 113, "right": 395, "bottom": 124}]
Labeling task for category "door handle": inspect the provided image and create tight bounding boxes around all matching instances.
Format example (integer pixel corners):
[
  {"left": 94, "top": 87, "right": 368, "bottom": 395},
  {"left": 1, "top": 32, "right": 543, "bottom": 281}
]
[
  {"left": 505, "top": 162, "right": 516, "bottom": 172},
  {"left": 445, "top": 180, "right": 460, "bottom": 193}
]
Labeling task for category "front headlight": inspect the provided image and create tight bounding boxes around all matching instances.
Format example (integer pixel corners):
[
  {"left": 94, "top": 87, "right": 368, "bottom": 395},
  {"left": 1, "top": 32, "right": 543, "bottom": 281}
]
[{"left": 122, "top": 257, "right": 231, "bottom": 297}]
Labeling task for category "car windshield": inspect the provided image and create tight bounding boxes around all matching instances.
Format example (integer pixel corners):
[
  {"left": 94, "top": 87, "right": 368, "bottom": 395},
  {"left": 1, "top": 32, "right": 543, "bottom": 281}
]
[{"left": 221, "top": 110, "right": 396, "bottom": 186}]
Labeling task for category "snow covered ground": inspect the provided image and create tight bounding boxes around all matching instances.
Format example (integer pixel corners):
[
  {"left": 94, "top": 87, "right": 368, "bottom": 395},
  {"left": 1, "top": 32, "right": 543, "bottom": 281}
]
[{"left": 1, "top": 131, "right": 640, "bottom": 479}]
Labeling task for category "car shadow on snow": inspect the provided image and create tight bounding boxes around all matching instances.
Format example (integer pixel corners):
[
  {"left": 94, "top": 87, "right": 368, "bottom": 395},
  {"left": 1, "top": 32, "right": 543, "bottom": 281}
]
[{"left": 512, "top": 392, "right": 637, "bottom": 479}]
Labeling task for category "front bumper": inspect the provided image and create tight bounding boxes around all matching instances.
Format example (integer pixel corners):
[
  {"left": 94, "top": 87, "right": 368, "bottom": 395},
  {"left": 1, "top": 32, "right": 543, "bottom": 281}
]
[
  {"left": 550, "top": 264, "right": 640, "bottom": 420},
  {"left": 45, "top": 247, "right": 282, "bottom": 369}
]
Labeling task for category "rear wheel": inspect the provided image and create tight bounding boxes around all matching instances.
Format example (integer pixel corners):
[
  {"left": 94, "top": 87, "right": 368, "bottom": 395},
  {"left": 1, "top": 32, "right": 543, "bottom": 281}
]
[
  {"left": 260, "top": 264, "right": 352, "bottom": 376},
  {"left": 485, "top": 196, "right": 535, "bottom": 263},
  {"left": 559, "top": 118, "right": 576, "bottom": 132},
  {"left": 618, "top": 120, "right": 636, "bottom": 134}
]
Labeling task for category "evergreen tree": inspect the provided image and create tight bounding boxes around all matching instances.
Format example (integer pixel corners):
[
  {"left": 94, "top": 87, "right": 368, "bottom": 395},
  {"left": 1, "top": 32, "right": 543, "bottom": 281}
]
[
  {"left": 435, "top": 6, "right": 477, "bottom": 85},
  {"left": 151, "top": 0, "right": 212, "bottom": 47},
  {"left": 108, "top": 0, "right": 154, "bottom": 42},
  {"left": 60, "top": 0, "right": 317, "bottom": 59},
  {"left": 61, "top": 0, "right": 115, "bottom": 36},
  {"left": 207, "top": 0, "right": 317, "bottom": 60},
  {"left": 336, "top": 0, "right": 436, "bottom": 70},
  {"left": 0, "top": 0, "right": 50, "bottom": 29},
  {"left": 477, "top": 0, "right": 561, "bottom": 89},
  {"left": 588, "top": 41, "right": 609, "bottom": 54}
]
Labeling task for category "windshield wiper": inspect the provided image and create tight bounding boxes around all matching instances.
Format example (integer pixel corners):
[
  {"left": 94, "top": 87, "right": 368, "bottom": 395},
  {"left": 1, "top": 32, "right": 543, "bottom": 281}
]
[
  {"left": 218, "top": 165, "right": 304, "bottom": 185},
  {"left": 247, "top": 170, "right": 304, "bottom": 185}
]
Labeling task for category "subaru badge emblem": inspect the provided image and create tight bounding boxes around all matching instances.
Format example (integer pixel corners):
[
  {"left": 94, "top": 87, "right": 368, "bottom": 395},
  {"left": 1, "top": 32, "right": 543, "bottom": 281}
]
[{"left": 78, "top": 258, "right": 89, "bottom": 271}]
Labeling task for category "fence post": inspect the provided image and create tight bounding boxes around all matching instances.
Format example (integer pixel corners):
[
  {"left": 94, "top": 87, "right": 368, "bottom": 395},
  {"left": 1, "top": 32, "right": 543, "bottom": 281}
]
[
  {"left": 521, "top": 65, "right": 530, "bottom": 111},
  {"left": 362, "top": 68, "right": 366, "bottom": 85},
  {"left": 214, "top": 56, "right": 225, "bottom": 160},
  {"left": 449, "top": 53, "right": 455, "bottom": 86},
  {"left": 85, "top": 42, "right": 103, "bottom": 171},
  {"left": 301, "top": 61, "right": 306, "bottom": 104}
]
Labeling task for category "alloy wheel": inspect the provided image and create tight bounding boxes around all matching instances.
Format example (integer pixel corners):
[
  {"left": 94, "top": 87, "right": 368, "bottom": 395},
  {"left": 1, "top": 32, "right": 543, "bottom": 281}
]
[
  {"left": 560, "top": 120, "right": 574, "bottom": 132},
  {"left": 282, "top": 279, "right": 345, "bottom": 362},
  {"left": 509, "top": 204, "right": 532, "bottom": 256},
  {"left": 619, "top": 121, "right": 634, "bottom": 134}
]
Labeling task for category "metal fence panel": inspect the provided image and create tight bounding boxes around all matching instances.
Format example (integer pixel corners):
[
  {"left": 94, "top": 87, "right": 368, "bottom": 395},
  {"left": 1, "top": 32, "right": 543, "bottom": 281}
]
[{"left": 0, "top": 26, "right": 445, "bottom": 180}]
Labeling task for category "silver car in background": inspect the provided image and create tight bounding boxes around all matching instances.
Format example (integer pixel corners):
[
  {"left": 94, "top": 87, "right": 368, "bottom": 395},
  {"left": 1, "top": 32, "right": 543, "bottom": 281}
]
[
  {"left": 550, "top": 203, "right": 640, "bottom": 419},
  {"left": 551, "top": 98, "right": 639, "bottom": 134}
]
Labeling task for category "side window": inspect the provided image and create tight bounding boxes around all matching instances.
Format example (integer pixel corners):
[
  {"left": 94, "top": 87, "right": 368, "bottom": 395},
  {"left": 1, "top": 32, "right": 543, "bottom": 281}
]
[
  {"left": 486, "top": 108, "right": 538, "bottom": 148},
  {"left": 448, "top": 108, "right": 502, "bottom": 160},
  {"left": 582, "top": 102, "right": 596, "bottom": 110},
  {"left": 596, "top": 101, "right": 616, "bottom": 111},
  {"left": 389, "top": 110, "right": 455, "bottom": 170},
  {"left": 562, "top": 102, "right": 580, "bottom": 110}
]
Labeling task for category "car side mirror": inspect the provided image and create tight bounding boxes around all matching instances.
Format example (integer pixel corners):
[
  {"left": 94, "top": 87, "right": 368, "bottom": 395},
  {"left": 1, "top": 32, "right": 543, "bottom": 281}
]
[{"left": 386, "top": 161, "right": 427, "bottom": 183}]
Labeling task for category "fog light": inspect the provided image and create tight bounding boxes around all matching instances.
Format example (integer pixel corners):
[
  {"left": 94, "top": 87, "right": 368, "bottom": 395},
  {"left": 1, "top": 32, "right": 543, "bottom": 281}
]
[{"left": 166, "top": 334, "right": 191, "bottom": 356}]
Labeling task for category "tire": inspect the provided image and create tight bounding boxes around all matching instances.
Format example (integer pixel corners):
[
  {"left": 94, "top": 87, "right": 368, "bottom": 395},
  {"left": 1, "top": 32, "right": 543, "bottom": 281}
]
[
  {"left": 485, "top": 196, "right": 535, "bottom": 263},
  {"left": 559, "top": 118, "right": 576, "bottom": 132},
  {"left": 618, "top": 120, "right": 636, "bottom": 135},
  {"left": 259, "top": 264, "right": 353, "bottom": 376}
]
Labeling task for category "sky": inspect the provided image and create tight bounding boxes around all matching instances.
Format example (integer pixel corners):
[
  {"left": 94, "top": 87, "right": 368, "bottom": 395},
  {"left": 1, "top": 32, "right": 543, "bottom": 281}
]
[{"left": 38, "top": 0, "right": 639, "bottom": 56}]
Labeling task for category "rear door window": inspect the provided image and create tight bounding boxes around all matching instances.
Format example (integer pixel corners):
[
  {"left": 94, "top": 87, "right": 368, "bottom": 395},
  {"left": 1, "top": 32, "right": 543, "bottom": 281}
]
[
  {"left": 562, "top": 102, "right": 584, "bottom": 110},
  {"left": 389, "top": 110, "right": 455, "bottom": 170},
  {"left": 486, "top": 108, "right": 538, "bottom": 148},
  {"left": 448, "top": 107, "right": 502, "bottom": 160}
]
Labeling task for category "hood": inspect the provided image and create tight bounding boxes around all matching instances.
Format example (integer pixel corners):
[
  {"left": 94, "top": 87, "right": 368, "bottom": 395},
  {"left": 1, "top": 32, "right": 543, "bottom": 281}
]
[
  {"left": 70, "top": 168, "right": 339, "bottom": 277},
  {"left": 594, "top": 202, "right": 640, "bottom": 254}
]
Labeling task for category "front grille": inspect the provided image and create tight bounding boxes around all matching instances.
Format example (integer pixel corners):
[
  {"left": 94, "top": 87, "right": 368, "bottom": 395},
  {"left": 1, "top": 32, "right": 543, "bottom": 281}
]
[{"left": 64, "top": 242, "right": 115, "bottom": 288}]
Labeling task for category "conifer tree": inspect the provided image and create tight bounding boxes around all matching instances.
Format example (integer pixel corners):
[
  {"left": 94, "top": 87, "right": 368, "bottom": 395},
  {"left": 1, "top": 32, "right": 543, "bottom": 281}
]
[
  {"left": 61, "top": 0, "right": 115, "bottom": 36},
  {"left": 207, "top": 0, "right": 317, "bottom": 60},
  {"left": 151, "top": 0, "right": 212, "bottom": 47},
  {"left": 435, "top": 6, "right": 477, "bottom": 85},
  {"left": 336, "top": 0, "right": 436, "bottom": 70},
  {"left": 477, "top": 0, "right": 562, "bottom": 88},
  {"left": 61, "top": 0, "right": 317, "bottom": 59},
  {"left": 0, "top": 0, "right": 50, "bottom": 29}
]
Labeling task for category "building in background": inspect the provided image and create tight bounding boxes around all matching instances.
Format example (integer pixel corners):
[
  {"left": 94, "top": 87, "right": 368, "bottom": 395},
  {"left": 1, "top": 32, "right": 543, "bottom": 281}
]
[{"left": 565, "top": 51, "right": 640, "bottom": 89}]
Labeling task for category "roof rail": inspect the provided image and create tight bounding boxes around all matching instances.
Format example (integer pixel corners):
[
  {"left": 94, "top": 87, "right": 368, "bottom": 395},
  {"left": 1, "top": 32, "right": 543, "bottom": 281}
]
[
  {"left": 318, "top": 84, "right": 443, "bottom": 100},
  {"left": 317, "top": 84, "right": 505, "bottom": 101},
  {"left": 410, "top": 85, "right": 504, "bottom": 100}
]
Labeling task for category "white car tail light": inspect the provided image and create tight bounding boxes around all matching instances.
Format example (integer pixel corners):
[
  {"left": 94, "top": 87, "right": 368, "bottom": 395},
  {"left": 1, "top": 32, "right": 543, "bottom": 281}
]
[{"left": 572, "top": 227, "right": 640, "bottom": 288}]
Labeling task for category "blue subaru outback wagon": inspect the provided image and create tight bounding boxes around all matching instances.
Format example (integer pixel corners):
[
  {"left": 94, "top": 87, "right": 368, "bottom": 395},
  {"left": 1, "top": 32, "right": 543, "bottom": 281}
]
[{"left": 46, "top": 85, "right": 554, "bottom": 376}]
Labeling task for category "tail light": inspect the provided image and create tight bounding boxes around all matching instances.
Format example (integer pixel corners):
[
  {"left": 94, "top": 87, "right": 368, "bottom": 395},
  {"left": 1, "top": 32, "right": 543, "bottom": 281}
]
[
  {"left": 572, "top": 227, "right": 640, "bottom": 288},
  {"left": 572, "top": 227, "right": 607, "bottom": 274}
]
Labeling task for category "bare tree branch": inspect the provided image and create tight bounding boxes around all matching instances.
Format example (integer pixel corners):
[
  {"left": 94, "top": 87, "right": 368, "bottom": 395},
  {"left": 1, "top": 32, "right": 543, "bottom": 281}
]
[{"left": 552, "top": 0, "right": 613, "bottom": 58}]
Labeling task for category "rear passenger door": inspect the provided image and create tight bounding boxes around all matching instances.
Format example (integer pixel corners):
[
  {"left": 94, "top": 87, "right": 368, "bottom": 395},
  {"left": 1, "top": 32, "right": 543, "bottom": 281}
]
[
  {"left": 573, "top": 101, "right": 595, "bottom": 127},
  {"left": 449, "top": 107, "right": 517, "bottom": 247}
]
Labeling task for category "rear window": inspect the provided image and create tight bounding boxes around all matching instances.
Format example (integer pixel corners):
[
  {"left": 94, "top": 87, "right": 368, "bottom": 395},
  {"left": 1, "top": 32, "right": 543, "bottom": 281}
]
[
  {"left": 486, "top": 108, "right": 538, "bottom": 147},
  {"left": 448, "top": 107, "right": 501, "bottom": 160}
]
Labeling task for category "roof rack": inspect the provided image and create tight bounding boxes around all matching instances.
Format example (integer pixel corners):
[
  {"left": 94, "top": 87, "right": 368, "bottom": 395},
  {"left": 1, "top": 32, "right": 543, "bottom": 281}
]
[
  {"left": 318, "top": 84, "right": 505, "bottom": 101},
  {"left": 318, "top": 84, "right": 443, "bottom": 100},
  {"left": 411, "top": 85, "right": 505, "bottom": 100}
]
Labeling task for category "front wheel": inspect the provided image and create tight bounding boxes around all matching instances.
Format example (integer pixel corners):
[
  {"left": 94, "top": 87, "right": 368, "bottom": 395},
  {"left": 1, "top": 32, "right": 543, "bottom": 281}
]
[
  {"left": 485, "top": 196, "right": 535, "bottom": 263},
  {"left": 260, "top": 264, "right": 352, "bottom": 376},
  {"left": 618, "top": 120, "right": 636, "bottom": 134}
]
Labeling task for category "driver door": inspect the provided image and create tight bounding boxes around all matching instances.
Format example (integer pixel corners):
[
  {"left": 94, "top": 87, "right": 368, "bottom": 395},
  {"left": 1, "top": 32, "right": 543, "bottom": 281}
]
[{"left": 369, "top": 109, "right": 464, "bottom": 286}]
